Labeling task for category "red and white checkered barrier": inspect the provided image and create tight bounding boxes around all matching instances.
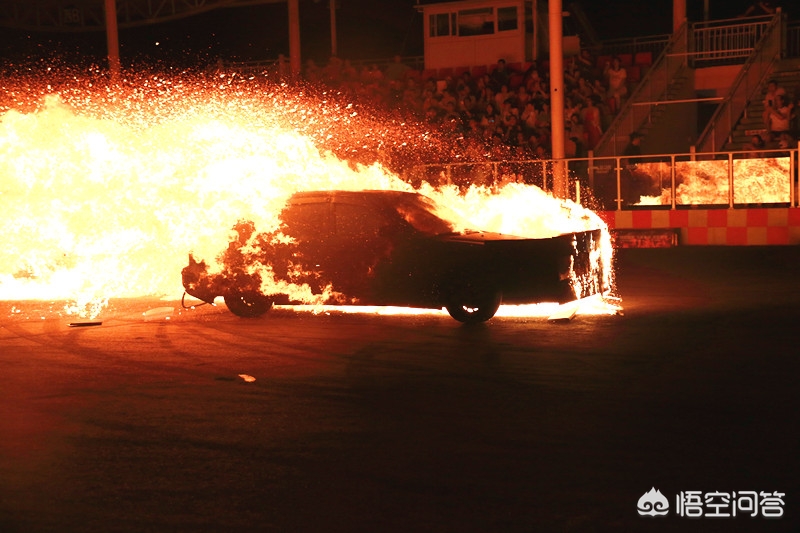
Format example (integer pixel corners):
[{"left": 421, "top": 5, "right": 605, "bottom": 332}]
[{"left": 599, "top": 208, "right": 800, "bottom": 246}]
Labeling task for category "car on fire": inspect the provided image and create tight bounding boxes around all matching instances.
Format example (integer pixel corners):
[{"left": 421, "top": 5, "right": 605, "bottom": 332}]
[{"left": 182, "top": 190, "right": 607, "bottom": 323}]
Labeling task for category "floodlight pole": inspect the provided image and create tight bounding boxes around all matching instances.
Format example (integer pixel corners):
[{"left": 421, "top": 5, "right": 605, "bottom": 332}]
[
  {"left": 105, "top": 0, "right": 121, "bottom": 84},
  {"left": 548, "top": 0, "right": 567, "bottom": 199}
]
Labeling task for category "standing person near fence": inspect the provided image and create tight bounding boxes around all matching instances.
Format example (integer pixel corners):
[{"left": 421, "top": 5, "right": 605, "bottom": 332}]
[
  {"left": 623, "top": 132, "right": 643, "bottom": 166},
  {"left": 604, "top": 57, "right": 628, "bottom": 114},
  {"left": 582, "top": 95, "right": 603, "bottom": 150}
]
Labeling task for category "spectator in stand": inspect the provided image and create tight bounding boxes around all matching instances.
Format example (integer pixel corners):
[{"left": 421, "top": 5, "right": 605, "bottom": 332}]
[
  {"left": 567, "top": 113, "right": 585, "bottom": 149},
  {"left": 533, "top": 143, "right": 550, "bottom": 160},
  {"left": 762, "top": 80, "right": 786, "bottom": 133},
  {"left": 401, "top": 77, "right": 422, "bottom": 113},
  {"left": 322, "top": 56, "right": 343, "bottom": 84},
  {"left": 516, "top": 86, "right": 531, "bottom": 108},
  {"left": 743, "top": 133, "right": 767, "bottom": 157},
  {"left": 480, "top": 102, "right": 500, "bottom": 129},
  {"left": 521, "top": 101, "right": 539, "bottom": 133},
  {"left": 767, "top": 93, "right": 793, "bottom": 137},
  {"left": 526, "top": 72, "right": 548, "bottom": 102},
  {"left": 536, "top": 101, "right": 552, "bottom": 131},
  {"left": 604, "top": 56, "right": 628, "bottom": 114},
  {"left": 791, "top": 89, "right": 800, "bottom": 136},
  {"left": 494, "top": 84, "right": 512, "bottom": 109},
  {"left": 582, "top": 95, "right": 604, "bottom": 150},
  {"left": 456, "top": 71, "right": 477, "bottom": 95},
  {"left": 366, "top": 64, "right": 385, "bottom": 84},
  {"left": 575, "top": 49, "right": 595, "bottom": 80},
  {"left": 490, "top": 58, "right": 512, "bottom": 91},
  {"left": 303, "top": 59, "right": 322, "bottom": 82},
  {"left": 384, "top": 55, "right": 411, "bottom": 81},
  {"left": 563, "top": 95, "right": 581, "bottom": 120},
  {"left": 776, "top": 131, "right": 796, "bottom": 149},
  {"left": 505, "top": 114, "right": 523, "bottom": 147},
  {"left": 501, "top": 100, "right": 520, "bottom": 129},
  {"left": 623, "top": 132, "right": 643, "bottom": 166},
  {"left": 576, "top": 76, "right": 595, "bottom": 102},
  {"left": 340, "top": 59, "right": 358, "bottom": 83},
  {"left": 563, "top": 56, "right": 581, "bottom": 88}
]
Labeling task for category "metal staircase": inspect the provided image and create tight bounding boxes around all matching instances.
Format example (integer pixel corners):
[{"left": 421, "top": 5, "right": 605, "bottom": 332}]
[
  {"left": 694, "top": 13, "right": 784, "bottom": 152},
  {"left": 593, "top": 13, "right": 784, "bottom": 158},
  {"left": 591, "top": 21, "right": 692, "bottom": 158},
  {"left": 723, "top": 57, "right": 800, "bottom": 150}
]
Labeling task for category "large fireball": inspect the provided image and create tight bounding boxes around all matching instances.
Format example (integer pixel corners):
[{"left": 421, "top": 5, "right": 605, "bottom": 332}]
[{"left": 0, "top": 70, "right": 612, "bottom": 317}]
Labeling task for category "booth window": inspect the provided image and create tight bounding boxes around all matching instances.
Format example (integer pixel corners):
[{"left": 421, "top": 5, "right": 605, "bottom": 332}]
[
  {"left": 430, "top": 12, "right": 457, "bottom": 37},
  {"left": 498, "top": 6, "right": 518, "bottom": 31},
  {"left": 458, "top": 8, "right": 494, "bottom": 36}
]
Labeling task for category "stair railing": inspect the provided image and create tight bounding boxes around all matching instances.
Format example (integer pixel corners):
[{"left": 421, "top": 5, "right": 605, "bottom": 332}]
[
  {"left": 694, "top": 12, "right": 784, "bottom": 153},
  {"left": 593, "top": 21, "right": 690, "bottom": 158}
]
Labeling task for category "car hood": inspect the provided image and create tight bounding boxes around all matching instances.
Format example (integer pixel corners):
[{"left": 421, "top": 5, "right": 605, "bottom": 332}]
[{"left": 436, "top": 230, "right": 534, "bottom": 243}]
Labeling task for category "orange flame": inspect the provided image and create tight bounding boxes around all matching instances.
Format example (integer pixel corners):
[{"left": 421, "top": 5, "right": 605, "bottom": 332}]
[
  {"left": 637, "top": 158, "right": 790, "bottom": 206},
  {"left": 0, "top": 72, "right": 613, "bottom": 318}
]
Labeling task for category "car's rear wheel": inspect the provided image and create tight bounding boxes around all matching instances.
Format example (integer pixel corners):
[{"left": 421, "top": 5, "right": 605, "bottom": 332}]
[
  {"left": 224, "top": 291, "right": 273, "bottom": 318},
  {"left": 445, "top": 280, "right": 502, "bottom": 323}
]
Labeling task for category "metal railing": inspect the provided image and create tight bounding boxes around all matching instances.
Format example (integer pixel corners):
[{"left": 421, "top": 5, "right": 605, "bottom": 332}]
[
  {"left": 694, "top": 13, "right": 783, "bottom": 153},
  {"left": 690, "top": 14, "right": 775, "bottom": 66},
  {"left": 594, "top": 34, "right": 671, "bottom": 59},
  {"left": 408, "top": 145, "right": 799, "bottom": 211}
]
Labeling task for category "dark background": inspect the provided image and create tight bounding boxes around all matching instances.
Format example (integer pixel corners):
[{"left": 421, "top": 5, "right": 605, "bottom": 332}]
[{"left": 0, "top": 0, "right": 791, "bottom": 67}]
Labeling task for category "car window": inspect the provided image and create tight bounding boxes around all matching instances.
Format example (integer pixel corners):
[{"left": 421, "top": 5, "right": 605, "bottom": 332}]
[
  {"left": 280, "top": 202, "right": 333, "bottom": 240},
  {"left": 393, "top": 196, "right": 454, "bottom": 236},
  {"left": 334, "top": 203, "right": 389, "bottom": 240}
]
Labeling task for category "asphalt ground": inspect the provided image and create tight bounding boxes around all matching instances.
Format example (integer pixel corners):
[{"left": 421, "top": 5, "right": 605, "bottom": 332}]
[{"left": 1, "top": 246, "right": 799, "bottom": 532}]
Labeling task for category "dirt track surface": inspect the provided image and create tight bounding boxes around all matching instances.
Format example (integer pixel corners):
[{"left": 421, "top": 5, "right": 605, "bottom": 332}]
[{"left": 1, "top": 247, "right": 798, "bottom": 532}]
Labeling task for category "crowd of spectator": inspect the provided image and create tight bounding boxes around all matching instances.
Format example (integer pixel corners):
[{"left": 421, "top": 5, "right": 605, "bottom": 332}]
[
  {"left": 300, "top": 50, "right": 800, "bottom": 168},
  {"left": 301, "top": 51, "right": 635, "bottom": 162}
]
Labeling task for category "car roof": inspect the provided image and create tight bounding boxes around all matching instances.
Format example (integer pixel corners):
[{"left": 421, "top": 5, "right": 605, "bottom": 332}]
[
  {"left": 290, "top": 189, "right": 420, "bottom": 199},
  {"left": 288, "top": 190, "right": 425, "bottom": 204}
]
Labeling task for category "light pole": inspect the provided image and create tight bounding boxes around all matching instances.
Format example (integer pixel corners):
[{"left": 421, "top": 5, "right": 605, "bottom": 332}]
[
  {"left": 548, "top": 0, "right": 567, "bottom": 199},
  {"left": 288, "top": 0, "right": 301, "bottom": 79},
  {"left": 104, "top": 0, "right": 120, "bottom": 84}
]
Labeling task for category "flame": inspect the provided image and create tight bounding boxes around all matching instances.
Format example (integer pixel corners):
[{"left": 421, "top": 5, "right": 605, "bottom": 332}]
[
  {"left": 0, "top": 70, "right": 613, "bottom": 318},
  {"left": 637, "top": 159, "right": 790, "bottom": 205}
]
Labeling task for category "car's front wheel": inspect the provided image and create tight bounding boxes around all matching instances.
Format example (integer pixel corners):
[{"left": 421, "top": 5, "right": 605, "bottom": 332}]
[
  {"left": 224, "top": 291, "right": 273, "bottom": 318},
  {"left": 445, "top": 281, "right": 502, "bottom": 324}
]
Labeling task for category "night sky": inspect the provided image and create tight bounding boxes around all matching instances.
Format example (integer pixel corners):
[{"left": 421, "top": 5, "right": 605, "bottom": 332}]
[{"left": 0, "top": 0, "right": 794, "bottom": 67}]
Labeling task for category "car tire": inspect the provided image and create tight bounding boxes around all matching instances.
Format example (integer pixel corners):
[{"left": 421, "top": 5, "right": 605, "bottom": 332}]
[
  {"left": 445, "top": 280, "right": 502, "bottom": 323},
  {"left": 224, "top": 291, "right": 273, "bottom": 318}
]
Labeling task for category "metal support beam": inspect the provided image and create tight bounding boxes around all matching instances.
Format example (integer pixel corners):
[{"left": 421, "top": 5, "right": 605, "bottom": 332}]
[
  {"left": 548, "top": 0, "right": 567, "bottom": 199},
  {"left": 288, "top": 0, "right": 301, "bottom": 80},
  {"left": 104, "top": 0, "right": 120, "bottom": 83}
]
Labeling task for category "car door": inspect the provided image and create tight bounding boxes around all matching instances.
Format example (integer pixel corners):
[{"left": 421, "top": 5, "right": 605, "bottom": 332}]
[
  {"left": 278, "top": 196, "right": 336, "bottom": 295},
  {"left": 328, "top": 199, "right": 396, "bottom": 301}
]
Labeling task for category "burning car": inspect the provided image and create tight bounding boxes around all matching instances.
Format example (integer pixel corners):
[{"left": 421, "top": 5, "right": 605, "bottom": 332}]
[{"left": 182, "top": 190, "right": 607, "bottom": 323}]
